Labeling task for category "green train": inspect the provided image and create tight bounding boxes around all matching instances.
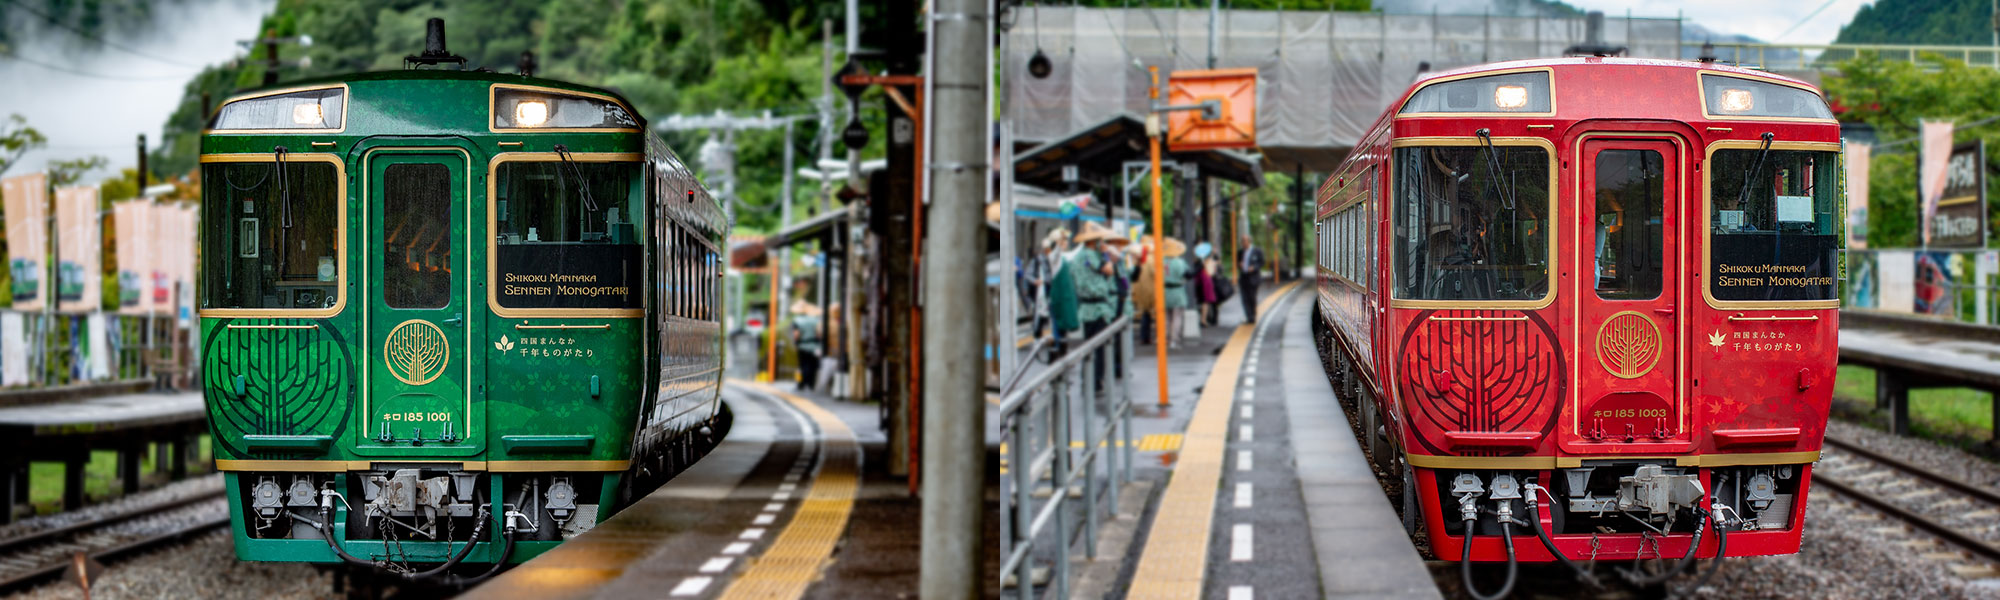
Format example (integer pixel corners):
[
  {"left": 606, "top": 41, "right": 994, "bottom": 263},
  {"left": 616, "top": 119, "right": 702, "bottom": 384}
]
[{"left": 198, "top": 25, "right": 726, "bottom": 579}]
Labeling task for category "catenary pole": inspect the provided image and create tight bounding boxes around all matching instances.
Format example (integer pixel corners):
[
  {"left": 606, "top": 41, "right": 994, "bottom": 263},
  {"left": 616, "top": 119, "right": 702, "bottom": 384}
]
[{"left": 921, "top": 0, "right": 988, "bottom": 594}]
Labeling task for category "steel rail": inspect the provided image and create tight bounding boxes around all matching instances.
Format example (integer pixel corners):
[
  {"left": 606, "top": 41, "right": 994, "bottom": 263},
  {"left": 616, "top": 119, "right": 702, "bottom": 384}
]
[
  {"left": 0, "top": 500, "right": 229, "bottom": 595},
  {"left": 1823, "top": 436, "right": 2000, "bottom": 508},
  {"left": 0, "top": 490, "right": 224, "bottom": 556},
  {"left": 1816, "top": 437, "right": 2000, "bottom": 564}
]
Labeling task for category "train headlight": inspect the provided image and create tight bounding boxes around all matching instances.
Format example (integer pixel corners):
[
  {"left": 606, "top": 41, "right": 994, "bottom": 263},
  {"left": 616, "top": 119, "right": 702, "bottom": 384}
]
[
  {"left": 1493, "top": 85, "right": 1529, "bottom": 110},
  {"left": 291, "top": 103, "right": 323, "bottom": 126},
  {"left": 1719, "top": 88, "right": 1754, "bottom": 112},
  {"left": 515, "top": 100, "right": 550, "bottom": 127}
]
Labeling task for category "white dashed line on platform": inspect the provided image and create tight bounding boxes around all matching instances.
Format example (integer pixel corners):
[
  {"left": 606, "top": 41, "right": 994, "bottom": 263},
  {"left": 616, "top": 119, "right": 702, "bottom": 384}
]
[
  {"left": 773, "top": 491, "right": 792, "bottom": 501},
  {"left": 1243, "top": 376, "right": 1256, "bottom": 387},
  {"left": 1240, "top": 425, "right": 1254, "bottom": 442},
  {"left": 722, "top": 542, "right": 752, "bottom": 555},
  {"left": 1231, "top": 524, "right": 1253, "bottom": 561},
  {"left": 1241, "top": 404, "right": 1253, "bottom": 419},
  {"left": 753, "top": 513, "right": 776, "bottom": 525},
  {"left": 1237, "top": 450, "right": 1253, "bottom": 471},
  {"left": 763, "top": 502, "right": 783, "bottom": 512},
  {"left": 1229, "top": 586, "right": 1253, "bottom": 600},
  {"left": 699, "top": 557, "right": 734, "bottom": 573},
  {"left": 779, "top": 483, "right": 797, "bottom": 492},
  {"left": 670, "top": 577, "right": 713, "bottom": 596},
  {"left": 1242, "top": 390, "right": 1255, "bottom": 402},
  {"left": 1235, "top": 482, "right": 1253, "bottom": 508},
  {"left": 740, "top": 528, "right": 766, "bottom": 540}
]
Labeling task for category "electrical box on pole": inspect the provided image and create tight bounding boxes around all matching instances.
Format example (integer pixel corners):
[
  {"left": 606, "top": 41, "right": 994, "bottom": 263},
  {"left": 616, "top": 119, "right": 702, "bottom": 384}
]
[{"left": 1165, "top": 68, "right": 1260, "bottom": 152}]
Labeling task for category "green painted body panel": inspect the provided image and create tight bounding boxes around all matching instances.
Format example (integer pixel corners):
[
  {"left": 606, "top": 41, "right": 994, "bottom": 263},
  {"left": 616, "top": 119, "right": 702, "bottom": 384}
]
[{"left": 202, "top": 70, "right": 727, "bottom": 564}]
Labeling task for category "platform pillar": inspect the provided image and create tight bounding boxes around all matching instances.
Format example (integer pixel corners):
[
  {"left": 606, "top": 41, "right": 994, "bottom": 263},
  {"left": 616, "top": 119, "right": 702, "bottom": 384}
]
[
  {"left": 0, "top": 464, "right": 18, "bottom": 525},
  {"left": 120, "top": 445, "right": 142, "bottom": 495},
  {"left": 63, "top": 454, "right": 87, "bottom": 509},
  {"left": 170, "top": 436, "right": 190, "bottom": 479},
  {"left": 1879, "top": 369, "right": 1910, "bottom": 435},
  {"left": 155, "top": 441, "right": 171, "bottom": 475}
]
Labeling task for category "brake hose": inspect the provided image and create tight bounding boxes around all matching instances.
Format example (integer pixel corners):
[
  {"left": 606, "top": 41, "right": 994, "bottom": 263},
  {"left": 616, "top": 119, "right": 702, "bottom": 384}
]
[
  {"left": 1460, "top": 516, "right": 1519, "bottom": 600},
  {"left": 1677, "top": 508, "right": 1731, "bottom": 596},
  {"left": 1525, "top": 485, "right": 1599, "bottom": 587}
]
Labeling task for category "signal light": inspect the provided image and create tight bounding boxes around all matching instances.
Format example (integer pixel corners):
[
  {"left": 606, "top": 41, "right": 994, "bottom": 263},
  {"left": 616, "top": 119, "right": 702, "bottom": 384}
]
[
  {"left": 515, "top": 100, "right": 549, "bottom": 127},
  {"left": 1493, "top": 85, "right": 1528, "bottom": 110},
  {"left": 1719, "top": 88, "right": 1754, "bottom": 112}
]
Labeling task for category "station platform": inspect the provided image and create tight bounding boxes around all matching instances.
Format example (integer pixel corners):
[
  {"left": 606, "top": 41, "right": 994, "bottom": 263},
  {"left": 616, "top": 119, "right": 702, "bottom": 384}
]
[
  {"left": 1838, "top": 309, "right": 2000, "bottom": 436},
  {"left": 1076, "top": 282, "right": 1439, "bottom": 600},
  {"left": 0, "top": 389, "right": 208, "bottom": 519},
  {"left": 463, "top": 379, "right": 954, "bottom": 600}
]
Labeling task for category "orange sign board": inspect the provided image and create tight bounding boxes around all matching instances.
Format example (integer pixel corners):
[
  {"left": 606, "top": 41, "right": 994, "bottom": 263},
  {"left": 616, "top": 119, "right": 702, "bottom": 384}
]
[{"left": 1166, "top": 68, "right": 1258, "bottom": 152}]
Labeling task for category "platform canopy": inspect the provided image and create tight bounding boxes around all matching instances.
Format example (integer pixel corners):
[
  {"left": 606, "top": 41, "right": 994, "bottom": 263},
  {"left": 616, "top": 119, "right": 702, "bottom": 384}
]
[
  {"left": 1012, "top": 113, "right": 1262, "bottom": 192},
  {"left": 1005, "top": 7, "right": 1687, "bottom": 172}
]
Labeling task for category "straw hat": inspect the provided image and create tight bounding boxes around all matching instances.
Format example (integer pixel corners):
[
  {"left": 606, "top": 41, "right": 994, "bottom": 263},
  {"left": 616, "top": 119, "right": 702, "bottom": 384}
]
[
  {"left": 1162, "top": 237, "right": 1187, "bottom": 258},
  {"left": 1073, "top": 221, "right": 1121, "bottom": 245}
]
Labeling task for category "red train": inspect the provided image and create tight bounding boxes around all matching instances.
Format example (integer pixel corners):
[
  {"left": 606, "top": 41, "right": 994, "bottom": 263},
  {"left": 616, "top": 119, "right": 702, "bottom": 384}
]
[{"left": 1311, "top": 57, "right": 1839, "bottom": 591}]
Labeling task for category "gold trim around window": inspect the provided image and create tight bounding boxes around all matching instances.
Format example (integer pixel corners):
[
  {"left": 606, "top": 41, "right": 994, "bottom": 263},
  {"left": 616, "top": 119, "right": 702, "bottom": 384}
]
[
  {"left": 488, "top": 83, "right": 643, "bottom": 134},
  {"left": 486, "top": 152, "right": 648, "bottom": 319},
  {"left": 1394, "top": 66, "right": 1558, "bottom": 119},
  {"left": 1696, "top": 72, "right": 1839, "bottom": 124},
  {"left": 197, "top": 152, "right": 348, "bottom": 319},
  {"left": 1700, "top": 139, "right": 1843, "bottom": 310},
  {"left": 204, "top": 83, "right": 351, "bottom": 135},
  {"left": 1386, "top": 136, "right": 1559, "bottom": 310}
]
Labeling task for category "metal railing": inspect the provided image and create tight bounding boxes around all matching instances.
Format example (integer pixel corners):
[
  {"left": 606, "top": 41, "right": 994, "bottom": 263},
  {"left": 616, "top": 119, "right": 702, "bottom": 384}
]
[
  {"left": 997, "top": 315, "right": 1134, "bottom": 600},
  {"left": 1705, "top": 42, "right": 2000, "bottom": 72}
]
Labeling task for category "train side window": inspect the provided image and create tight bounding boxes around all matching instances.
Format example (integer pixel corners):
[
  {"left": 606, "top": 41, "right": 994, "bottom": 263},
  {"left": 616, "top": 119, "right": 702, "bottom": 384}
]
[
  {"left": 200, "top": 158, "right": 341, "bottom": 312},
  {"left": 1392, "top": 145, "right": 1551, "bottom": 302},
  {"left": 1593, "top": 149, "right": 1664, "bottom": 300},
  {"left": 382, "top": 163, "right": 453, "bottom": 309}
]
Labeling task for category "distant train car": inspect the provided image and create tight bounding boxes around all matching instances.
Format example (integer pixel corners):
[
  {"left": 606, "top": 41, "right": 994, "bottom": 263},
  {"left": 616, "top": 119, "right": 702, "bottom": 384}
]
[
  {"left": 1311, "top": 57, "right": 1838, "bottom": 591},
  {"left": 197, "top": 27, "right": 726, "bottom": 579}
]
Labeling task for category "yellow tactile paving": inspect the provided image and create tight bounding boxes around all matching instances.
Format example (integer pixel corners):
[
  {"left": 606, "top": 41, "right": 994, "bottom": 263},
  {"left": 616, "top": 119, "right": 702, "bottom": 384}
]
[
  {"left": 1127, "top": 281, "right": 1296, "bottom": 600},
  {"left": 717, "top": 382, "right": 860, "bottom": 600}
]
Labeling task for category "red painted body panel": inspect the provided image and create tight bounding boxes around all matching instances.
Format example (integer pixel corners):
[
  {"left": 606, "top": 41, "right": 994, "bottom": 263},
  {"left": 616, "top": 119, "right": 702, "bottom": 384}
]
[{"left": 1313, "top": 57, "right": 1838, "bottom": 563}]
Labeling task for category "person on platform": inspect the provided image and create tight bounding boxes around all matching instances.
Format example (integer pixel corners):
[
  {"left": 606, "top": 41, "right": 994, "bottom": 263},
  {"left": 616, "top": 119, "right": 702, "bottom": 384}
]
[
  {"left": 790, "top": 300, "right": 823, "bottom": 392},
  {"left": 1194, "top": 242, "right": 1218, "bottom": 327},
  {"left": 1162, "top": 237, "right": 1190, "bottom": 349},
  {"left": 1238, "top": 235, "right": 1266, "bottom": 325},
  {"left": 1132, "top": 239, "right": 1156, "bottom": 345},
  {"left": 1044, "top": 229, "right": 1078, "bottom": 358},
  {"left": 1069, "top": 222, "right": 1127, "bottom": 388}
]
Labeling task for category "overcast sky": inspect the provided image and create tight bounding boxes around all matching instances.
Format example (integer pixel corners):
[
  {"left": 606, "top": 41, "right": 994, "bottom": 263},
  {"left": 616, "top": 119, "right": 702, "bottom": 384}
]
[
  {"left": 0, "top": 0, "right": 274, "bottom": 183},
  {"left": 1570, "top": 0, "right": 1872, "bottom": 45}
]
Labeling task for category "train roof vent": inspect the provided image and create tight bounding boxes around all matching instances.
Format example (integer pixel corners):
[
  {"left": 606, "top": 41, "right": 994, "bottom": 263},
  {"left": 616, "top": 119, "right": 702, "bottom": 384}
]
[
  {"left": 405, "top": 18, "right": 468, "bottom": 70},
  {"left": 1563, "top": 11, "right": 1627, "bottom": 58}
]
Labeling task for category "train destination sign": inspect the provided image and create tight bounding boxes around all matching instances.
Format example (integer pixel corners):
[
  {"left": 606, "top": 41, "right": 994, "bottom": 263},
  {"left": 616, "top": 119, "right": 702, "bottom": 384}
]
[
  {"left": 1929, "top": 141, "right": 1986, "bottom": 248},
  {"left": 1710, "top": 234, "right": 1839, "bottom": 302},
  {"left": 496, "top": 244, "right": 643, "bottom": 310}
]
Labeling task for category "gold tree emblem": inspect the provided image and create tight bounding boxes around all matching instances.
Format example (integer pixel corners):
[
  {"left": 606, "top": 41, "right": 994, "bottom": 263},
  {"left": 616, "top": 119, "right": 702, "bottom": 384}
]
[
  {"left": 1595, "top": 312, "right": 1661, "bottom": 379},
  {"left": 385, "top": 320, "right": 449, "bottom": 385}
]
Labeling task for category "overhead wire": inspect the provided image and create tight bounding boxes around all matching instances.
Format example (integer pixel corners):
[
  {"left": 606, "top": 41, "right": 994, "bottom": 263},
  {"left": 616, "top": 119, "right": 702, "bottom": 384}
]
[
  {"left": 1, "top": 0, "right": 207, "bottom": 69},
  {"left": 0, "top": 52, "right": 194, "bottom": 81}
]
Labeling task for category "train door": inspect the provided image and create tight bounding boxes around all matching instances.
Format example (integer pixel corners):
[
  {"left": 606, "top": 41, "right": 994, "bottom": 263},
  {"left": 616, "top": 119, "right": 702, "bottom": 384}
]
[
  {"left": 1573, "top": 136, "right": 1688, "bottom": 449},
  {"left": 357, "top": 148, "right": 479, "bottom": 456}
]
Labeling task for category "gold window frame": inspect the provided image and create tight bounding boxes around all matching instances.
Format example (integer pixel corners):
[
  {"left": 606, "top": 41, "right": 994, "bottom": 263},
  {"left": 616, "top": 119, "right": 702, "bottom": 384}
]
[
  {"left": 1700, "top": 139, "right": 1843, "bottom": 310},
  {"left": 488, "top": 83, "right": 643, "bottom": 134},
  {"left": 486, "top": 152, "right": 648, "bottom": 318},
  {"left": 1394, "top": 67, "right": 1558, "bottom": 119},
  {"left": 1387, "top": 136, "right": 1559, "bottom": 310},
  {"left": 1696, "top": 72, "right": 1838, "bottom": 124},
  {"left": 204, "top": 83, "right": 351, "bottom": 135},
  {"left": 197, "top": 152, "right": 348, "bottom": 319}
]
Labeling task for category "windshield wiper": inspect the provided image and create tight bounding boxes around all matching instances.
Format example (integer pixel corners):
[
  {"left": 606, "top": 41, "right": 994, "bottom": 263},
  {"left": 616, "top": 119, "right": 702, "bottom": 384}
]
[
  {"left": 552, "top": 144, "right": 601, "bottom": 212},
  {"left": 1475, "top": 128, "right": 1517, "bottom": 211},
  {"left": 1736, "top": 132, "right": 1776, "bottom": 210}
]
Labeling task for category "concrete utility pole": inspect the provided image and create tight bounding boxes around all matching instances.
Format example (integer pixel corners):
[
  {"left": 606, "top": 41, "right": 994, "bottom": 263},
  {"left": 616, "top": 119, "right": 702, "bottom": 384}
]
[{"left": 921, "top": 0, "right": 988, "bottom": 594}]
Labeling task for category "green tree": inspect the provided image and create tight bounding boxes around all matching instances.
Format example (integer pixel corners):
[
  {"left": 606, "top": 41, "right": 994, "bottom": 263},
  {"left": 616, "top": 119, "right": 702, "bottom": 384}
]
[
  {"left": 1823, "top": 54, "right": 2000, "bottom": 248},
  {"left": 0, "top": 114, "right": 48, "bottom": 177},
  {"left": 48, "top": 156, "right": 107, "bottom": 188}
]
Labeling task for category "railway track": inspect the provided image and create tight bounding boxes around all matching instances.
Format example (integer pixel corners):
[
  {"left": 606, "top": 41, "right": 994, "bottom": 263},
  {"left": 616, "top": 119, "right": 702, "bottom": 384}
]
[
  {"left": 0, "top": 491, "right": 229, "bottom": 595},
  {"left": 1815, "top": 436, "right": 2000, "bottom": 578}
]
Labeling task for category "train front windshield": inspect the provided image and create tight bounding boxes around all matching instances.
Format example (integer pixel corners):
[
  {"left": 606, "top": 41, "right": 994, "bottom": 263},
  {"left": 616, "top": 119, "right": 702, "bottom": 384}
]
[
  {"left": 1392, "top": 145, "right": 1552, "bottom": 302},
  {"left": 1708, "top": 149, "right": 1839, "bottom": 302},
  {"left": 201, "top": 159, "right": 342, "bottom": 311},
  {"left": 492, "top": 161, "right": 645, "bottom": 312}
]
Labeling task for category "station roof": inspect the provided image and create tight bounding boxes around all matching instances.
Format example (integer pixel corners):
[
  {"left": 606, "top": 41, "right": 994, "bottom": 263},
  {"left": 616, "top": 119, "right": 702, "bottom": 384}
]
[{"left": 1012, "top": 114, "right": 1263, "bottom": 191}]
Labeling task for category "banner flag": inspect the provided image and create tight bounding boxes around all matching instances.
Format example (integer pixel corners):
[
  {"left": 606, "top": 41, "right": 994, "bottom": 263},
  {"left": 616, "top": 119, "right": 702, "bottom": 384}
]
[
  {"left": 1845, "top": 141, "right": 1870, "bottom": 249},
  {"left": 1919, "top": 119, "right": 1955, "bottom": 245},
  {"left": 1, "top": 174, "right": 49, "bottom": 311},
  {"left": 113, "top": 201, "right": 153, "bottom": 315},
  {"left": 55, "top": 185, "right": 101, "bottom": 313}
]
